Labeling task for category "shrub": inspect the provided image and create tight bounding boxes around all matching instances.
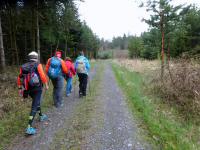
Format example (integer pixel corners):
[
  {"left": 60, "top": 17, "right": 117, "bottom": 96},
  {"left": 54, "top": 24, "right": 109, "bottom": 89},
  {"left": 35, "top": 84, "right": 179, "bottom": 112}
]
[
  {"left": 150, "top": 59, "right": 200, "bottom": 123},
  {"left": 97, "top": 50, "right": 112, "bottom": 59}
]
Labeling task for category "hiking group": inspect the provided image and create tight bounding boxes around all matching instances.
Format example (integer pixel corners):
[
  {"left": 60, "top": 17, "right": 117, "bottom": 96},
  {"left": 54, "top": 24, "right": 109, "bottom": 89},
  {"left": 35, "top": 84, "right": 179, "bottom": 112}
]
[{"left": 17, "top": 50, "right": 90, "bottom": 135}]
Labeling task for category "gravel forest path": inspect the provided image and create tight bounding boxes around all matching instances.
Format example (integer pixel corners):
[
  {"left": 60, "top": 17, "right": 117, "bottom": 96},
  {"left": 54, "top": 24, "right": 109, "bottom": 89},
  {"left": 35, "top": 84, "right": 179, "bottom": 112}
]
[{"left": 9, "top": 61, "right": 150, "bottom": 150}]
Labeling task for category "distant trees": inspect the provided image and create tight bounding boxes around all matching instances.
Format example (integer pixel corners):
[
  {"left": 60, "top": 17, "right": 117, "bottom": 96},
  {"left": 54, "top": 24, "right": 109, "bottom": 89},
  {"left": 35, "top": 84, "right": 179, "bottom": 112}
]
[
  {"left": 128, "top": 36, "right": 144, "bottom": 58},
  {"left": 100, "top": 34, "right": 132, "bottom": 50},
  {"left": 126, "top": 1, "right": 200, "bottom": 62},
  {"left": 0, "top": 0, "right": 100, "bottom": 69}
]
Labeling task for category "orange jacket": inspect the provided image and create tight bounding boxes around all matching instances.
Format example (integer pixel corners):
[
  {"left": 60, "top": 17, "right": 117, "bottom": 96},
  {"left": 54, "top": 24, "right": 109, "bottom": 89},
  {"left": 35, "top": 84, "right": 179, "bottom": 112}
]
[
  {"left": 45, "top": 57, "right": 68, "bottom": 75},
  {"left": 17, "top": 63, "right": 48, "bottom": 87}
]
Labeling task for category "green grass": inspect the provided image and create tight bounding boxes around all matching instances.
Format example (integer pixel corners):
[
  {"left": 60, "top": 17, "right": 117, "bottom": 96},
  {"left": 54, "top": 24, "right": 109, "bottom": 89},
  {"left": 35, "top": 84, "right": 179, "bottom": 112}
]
[{"left": 112, "top": 63, "right": 200, "bottom": 150}]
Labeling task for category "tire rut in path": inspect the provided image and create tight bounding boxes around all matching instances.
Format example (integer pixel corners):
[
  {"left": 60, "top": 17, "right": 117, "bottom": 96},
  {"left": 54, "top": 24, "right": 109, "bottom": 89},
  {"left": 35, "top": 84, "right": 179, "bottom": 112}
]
[
  {"left": 83, "top": 63, "right": 151, "bottom": 150},
  {"left": 8, "top": 64, "right": 98, "bottom": 150}
]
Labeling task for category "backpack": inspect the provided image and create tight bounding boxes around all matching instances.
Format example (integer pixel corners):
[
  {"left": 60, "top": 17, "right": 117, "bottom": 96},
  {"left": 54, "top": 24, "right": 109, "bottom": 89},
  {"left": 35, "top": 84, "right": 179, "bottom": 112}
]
[
  {"left": 48, "top": 57, "right": 62, "bottom": 79},
  {"left": 20, "top": 62, "right": 40, "bottom": 91},
  {"left": 76, "top": 60, "right": 86, "bottom": 74}
]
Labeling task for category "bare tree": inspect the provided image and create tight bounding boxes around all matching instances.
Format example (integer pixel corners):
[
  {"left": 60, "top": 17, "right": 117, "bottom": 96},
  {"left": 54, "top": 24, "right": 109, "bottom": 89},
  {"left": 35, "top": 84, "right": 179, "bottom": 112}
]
[{"left": 0, "top": 15, "right": 5, "bottom": 70}]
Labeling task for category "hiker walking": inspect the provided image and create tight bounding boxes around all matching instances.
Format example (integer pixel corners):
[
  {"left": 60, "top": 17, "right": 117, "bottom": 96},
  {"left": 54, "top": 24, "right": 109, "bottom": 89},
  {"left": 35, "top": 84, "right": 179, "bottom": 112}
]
[
  {"left": 17, "top": 51, "right": 49, "bottom": 135},
  {"left": 46, "top": 50, "right": 68, "bottom": 108},
  {"left": 75, "top": 51, "right": 90, "bottom": 97},
  {"left": 65, "top": 57, "right": 76, "bottom": 97}
]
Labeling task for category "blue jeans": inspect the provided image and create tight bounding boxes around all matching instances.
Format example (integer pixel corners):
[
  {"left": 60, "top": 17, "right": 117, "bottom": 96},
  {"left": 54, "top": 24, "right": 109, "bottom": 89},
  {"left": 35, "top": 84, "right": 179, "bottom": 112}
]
[
  {"left": 51, "top": 76, "right": 64, "bottom": 107},
  {"left": 66, "top": 77, "right": 72, "bottom": 95}
]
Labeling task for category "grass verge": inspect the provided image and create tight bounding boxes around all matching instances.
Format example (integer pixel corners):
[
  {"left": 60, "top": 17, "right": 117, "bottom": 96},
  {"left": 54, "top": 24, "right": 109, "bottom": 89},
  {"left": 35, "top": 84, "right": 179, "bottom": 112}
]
[
  {"left": 112, "top": 63, "right": 200, "bottom": 150},
  {"left": 50, "top": 61, "right": 103, "bottom": 150}
]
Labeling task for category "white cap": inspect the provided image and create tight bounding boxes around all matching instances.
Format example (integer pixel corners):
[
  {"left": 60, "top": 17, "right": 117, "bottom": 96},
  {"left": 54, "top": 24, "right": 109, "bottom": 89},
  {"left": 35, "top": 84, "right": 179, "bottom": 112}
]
[{"left": 28, "top": 51, "right": 38, "bottom": 61}]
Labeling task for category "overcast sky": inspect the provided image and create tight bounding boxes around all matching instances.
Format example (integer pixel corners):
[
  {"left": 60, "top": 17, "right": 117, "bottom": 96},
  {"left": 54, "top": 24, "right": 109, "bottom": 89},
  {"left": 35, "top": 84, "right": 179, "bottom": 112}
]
[{"left": 77, "top": 0, "right": 200, "bottom": 40}]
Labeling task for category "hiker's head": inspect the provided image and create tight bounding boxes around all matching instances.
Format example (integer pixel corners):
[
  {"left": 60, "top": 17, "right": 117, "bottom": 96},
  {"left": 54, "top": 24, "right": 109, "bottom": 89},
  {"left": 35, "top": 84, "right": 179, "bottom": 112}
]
[
  {"left": 79, "top": 51, "right": 84, "bottom": 56},
  {"left": 28, "top": 51, "right": 38, "bottom": 62},
  {"left": 55, "top": 51, "right": 62, "bottom": 58},
  {"left": 65, "top": 57, "right": 71, "bottom": 61}
]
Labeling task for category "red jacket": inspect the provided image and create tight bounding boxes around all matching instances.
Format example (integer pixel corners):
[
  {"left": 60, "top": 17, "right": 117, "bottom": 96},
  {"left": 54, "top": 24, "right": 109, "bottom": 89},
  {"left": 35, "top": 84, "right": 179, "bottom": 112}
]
[{"left": 65, "top": 60, "right": 76, "bottom": 77}]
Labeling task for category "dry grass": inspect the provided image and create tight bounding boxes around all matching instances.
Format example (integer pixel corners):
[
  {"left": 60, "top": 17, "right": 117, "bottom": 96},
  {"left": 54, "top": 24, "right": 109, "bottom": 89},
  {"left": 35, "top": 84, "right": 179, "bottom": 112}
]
[
  {"left": 0, "top": 66, "right": 22, "bottom": 119},
  {"left": 113, "top": 58, "right": 200, "bottom": 123},
  {"left": 113, "top": 59, "right": 159, "bottom": 73},
  {"left": 154, "top": 59, "right": 200, "bottom": 122}
]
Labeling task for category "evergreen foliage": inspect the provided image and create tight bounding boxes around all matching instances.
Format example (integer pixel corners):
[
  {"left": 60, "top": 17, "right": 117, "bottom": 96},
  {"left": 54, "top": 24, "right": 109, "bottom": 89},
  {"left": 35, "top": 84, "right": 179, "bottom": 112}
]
[{"left": 0, "top": 0, "right": 100, "bottom": 67}]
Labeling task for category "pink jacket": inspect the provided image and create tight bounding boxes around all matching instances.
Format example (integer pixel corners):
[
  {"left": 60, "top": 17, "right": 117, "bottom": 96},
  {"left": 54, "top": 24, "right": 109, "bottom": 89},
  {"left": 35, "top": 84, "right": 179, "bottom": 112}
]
[{"left": 65, "top": 60, "right": 76, "bottom": 78}]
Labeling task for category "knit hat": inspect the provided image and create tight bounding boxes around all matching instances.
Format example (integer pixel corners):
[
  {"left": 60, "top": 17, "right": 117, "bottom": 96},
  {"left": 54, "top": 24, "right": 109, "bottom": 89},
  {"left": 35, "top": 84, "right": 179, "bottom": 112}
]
[
  {"left": 65, "top": 57, "right": 71, "bottom": 61},
  {"left": 28, "top": 51, "right": 38, "bottom": 62}
]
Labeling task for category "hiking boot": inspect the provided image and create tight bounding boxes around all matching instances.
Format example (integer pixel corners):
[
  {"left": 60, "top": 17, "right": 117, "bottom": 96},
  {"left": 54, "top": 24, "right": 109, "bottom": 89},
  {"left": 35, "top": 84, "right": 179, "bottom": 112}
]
[
  {"left": 79, "top": 92, "right": 83, "bottom": 98},
  {"left": 26, "top": 127, "right": 36, "bottom": 135},
  {"left": 40, "top": 114, "right": 48, "bottom": 122},
  {"left": 79, "top": 94, "right": 83, "bottom": 98}
]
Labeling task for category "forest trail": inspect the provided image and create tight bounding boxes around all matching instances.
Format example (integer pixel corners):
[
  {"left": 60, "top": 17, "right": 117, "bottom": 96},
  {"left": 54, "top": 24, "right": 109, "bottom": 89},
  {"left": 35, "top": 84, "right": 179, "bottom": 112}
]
[
  {"left": 82, "top": 63, "right": 150, "bottom": 150},
  {"left": 8, "top": 61, "right": 150, "bottom": 150}
]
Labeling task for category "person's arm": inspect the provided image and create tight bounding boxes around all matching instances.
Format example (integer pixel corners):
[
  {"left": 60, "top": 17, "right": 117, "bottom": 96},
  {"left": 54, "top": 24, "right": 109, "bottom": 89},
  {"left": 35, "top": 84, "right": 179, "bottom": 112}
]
[
  {"left": 85, "top": 58, "right": 90, "bottom": 72},
  {"left": 61, "top": 59, "right": 68, "bottom": 74},
  {"left": 71, "top": 63, "right": 76, "bottom": 76},
  {"left": 45, "top": 58, "right": 51, "bottom": 73},
  {"left": 74, "top": 59, "right": 78, "bottom": 71},
  {"left": 38, "top": 64, "right": 49, "bottom": 90}
]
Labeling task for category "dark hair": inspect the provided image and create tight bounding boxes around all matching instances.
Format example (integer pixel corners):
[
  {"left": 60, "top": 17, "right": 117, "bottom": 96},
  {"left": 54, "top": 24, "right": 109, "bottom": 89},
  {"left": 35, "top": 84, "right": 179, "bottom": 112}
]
[{"left": 79, "top": 51, "right": 84, "bottom": 56}]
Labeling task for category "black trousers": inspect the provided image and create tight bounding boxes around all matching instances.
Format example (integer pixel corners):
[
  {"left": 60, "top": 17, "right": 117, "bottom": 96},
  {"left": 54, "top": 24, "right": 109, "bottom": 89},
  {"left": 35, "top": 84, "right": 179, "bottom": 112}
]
[
  {"left": 28, "top": 87, "right": 43, "bottom": 126},
  {"left": 77, "top": 73, "right": 88, "bottom": 96}
]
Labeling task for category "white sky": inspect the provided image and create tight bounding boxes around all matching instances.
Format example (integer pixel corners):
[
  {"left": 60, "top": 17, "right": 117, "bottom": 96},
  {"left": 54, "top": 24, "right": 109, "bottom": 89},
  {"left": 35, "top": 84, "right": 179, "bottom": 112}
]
[{"left": 77, "top": 0, "right": 200, "bottom": 40}]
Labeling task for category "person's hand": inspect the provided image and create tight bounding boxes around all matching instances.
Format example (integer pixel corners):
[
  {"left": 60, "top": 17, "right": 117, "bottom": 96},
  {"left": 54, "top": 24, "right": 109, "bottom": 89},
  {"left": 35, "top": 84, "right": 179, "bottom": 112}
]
[
  {"left": 18, "top": 89, "right": 23, "bottom": 97},
  {"left": 45, "top": 83, "right": 49, "bottom": 90}
]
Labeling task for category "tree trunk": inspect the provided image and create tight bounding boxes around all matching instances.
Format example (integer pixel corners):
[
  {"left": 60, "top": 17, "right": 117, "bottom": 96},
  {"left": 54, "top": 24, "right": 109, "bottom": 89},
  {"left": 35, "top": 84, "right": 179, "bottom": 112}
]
[
  {"left": 56, "top": 39, "right": 59, "bottom": 50},
  {"left": 64, "top": 39, "right": 67, "bottom": 59},
  {"left": 31, "top": 8, "right": 35, "bottom": 51},
  {"left": 24, "top": 31, "right": 27, "bottom": 57},
  {"left": 167, "top": 39, "right": 170, "bottom": 62},
  {"left": 13, "top": 31, "right": 19, "bottom": 66},
  {"left": 36, "top": 0, "right": 40, "bottom": 62},
  {"left": 0, "top": 15, "right": 6, "bottom": 70},
  {"left": 50, "top": 44, "right": 52, "bottom": 57},
  {"left": 160, "top": 12, "right": 165, "bottom": 80},
  {"left": 10, "top": 8, "right": 19, "bottom": 66},
  {"left": 161, "top": 29, "right": 165, "bottom": 79},
  {"left": 9, "top": 8, "right": 15, "bottom": 65}
]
